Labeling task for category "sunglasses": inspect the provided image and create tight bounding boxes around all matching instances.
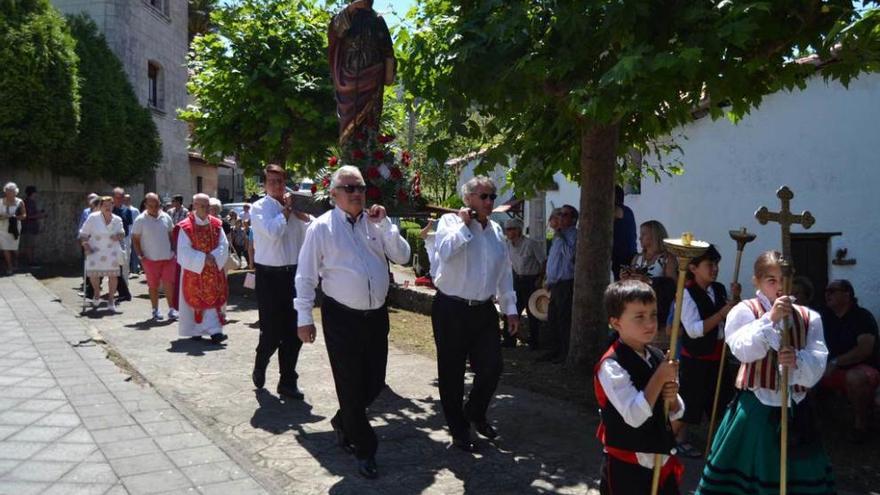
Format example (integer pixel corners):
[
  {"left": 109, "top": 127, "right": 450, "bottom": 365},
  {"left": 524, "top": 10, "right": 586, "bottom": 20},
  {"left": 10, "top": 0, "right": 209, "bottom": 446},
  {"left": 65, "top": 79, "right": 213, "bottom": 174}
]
[
  {"left": 336, "top": 184, "right": 366, "bottom": 194},
  {"left": 476, "top": 193, "right": 497, "bottom": 201}
]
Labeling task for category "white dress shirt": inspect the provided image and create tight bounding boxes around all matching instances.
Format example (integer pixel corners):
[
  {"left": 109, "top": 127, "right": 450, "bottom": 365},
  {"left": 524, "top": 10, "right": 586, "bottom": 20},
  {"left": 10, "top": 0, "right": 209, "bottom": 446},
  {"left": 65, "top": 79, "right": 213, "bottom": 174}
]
[
  {"left": 597, "top": 349, "right": 685, "bottom": 469},
  {"left": 295, "top": 207, "right": 411, "bottom": 326},
  {"left": 681, "top": 285, "right": 724, "bottom": 340},
  {"left": 433, "top": 213, "right": 517, "bottom": 315},
  {"left": 250, "top": 195, "right": 311, "bottom": 266},
  {"left": 726, "top": 291, "right": 828, "bottom": 406}
]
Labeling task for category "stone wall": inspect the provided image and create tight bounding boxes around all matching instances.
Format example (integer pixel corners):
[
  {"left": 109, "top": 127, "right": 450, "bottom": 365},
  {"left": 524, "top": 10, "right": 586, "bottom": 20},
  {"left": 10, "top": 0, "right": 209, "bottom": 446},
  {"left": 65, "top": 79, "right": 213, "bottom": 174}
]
[
  {"left": 3, "top": 170, "right": 143, "bottom": 263},
  {"left": 51, "top": 0, "right": 191, "bottom": 200}
]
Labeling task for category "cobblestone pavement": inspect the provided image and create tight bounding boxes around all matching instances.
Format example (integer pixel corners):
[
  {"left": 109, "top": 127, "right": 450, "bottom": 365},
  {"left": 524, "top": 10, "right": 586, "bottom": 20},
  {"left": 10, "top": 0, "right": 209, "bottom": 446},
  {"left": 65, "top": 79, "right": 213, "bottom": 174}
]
[
  {"left": 44, "top": 270, "right": 809, "bottom": 495},
  {"left": 0, "top": 274, "right": 268, "bottom": 495}
]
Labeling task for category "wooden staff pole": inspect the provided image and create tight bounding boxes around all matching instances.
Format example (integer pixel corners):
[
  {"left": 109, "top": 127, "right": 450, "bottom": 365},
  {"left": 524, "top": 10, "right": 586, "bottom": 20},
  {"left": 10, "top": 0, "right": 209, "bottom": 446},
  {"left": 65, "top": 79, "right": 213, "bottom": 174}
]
[
  {"left": 651, "top": 234, "right": 708, "bottom": 495},
  {"left": 705, "top": 228, "right": 756, "bottom": 458}
]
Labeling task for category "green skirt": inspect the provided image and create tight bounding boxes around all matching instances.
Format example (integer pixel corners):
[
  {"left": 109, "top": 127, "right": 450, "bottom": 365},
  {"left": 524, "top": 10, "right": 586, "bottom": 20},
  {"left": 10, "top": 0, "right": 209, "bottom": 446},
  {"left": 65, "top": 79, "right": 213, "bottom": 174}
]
[{"left": 696, "top": 391, "right": 835, "bottom": 495}]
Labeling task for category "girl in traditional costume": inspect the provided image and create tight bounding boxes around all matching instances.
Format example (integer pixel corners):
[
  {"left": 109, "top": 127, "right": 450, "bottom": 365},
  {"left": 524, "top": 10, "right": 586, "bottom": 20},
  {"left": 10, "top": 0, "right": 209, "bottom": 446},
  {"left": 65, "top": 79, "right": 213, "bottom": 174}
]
[{"left": 696, "top": 250, "right": 835, "bottom": 494}]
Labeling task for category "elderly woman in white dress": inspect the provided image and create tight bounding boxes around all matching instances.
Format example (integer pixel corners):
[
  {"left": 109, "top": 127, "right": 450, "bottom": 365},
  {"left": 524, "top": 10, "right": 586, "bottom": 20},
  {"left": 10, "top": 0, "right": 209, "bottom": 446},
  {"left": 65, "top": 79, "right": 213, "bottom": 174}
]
[
  {"left": 0, "top": 182, "right": 27, "bottom": 275},
  {"left": 79, "top": 196, "right": 125, "bottom": 312}
]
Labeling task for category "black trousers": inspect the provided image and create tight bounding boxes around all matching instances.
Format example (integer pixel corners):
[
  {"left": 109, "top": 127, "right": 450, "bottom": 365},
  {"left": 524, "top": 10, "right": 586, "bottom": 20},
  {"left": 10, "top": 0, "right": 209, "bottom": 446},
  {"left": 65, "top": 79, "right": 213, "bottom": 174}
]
[
  {"left": 254, "top": 264, "right": 302, "bottom": 388},
  {"left": 547, "top": 279, "right": 573, "bottom": 357},
  {"left": 432, "top": 292, "right": 503, "bottom": 438},
  {"left": 321, "top": 296, "right": 389, "bottom": 459},
  {"left": 599, "top": 454, "right": 679, "bottom": 495},
  {"left": 504, "top": 273, "right": 541, "bottom": 347}
]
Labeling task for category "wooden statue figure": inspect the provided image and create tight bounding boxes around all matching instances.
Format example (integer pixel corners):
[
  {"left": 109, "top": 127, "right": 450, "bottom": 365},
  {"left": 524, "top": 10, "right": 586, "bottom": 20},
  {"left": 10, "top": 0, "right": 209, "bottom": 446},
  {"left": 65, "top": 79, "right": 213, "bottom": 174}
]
[{"left": 328, "top": 0, "right": 396, "bottom": 145}]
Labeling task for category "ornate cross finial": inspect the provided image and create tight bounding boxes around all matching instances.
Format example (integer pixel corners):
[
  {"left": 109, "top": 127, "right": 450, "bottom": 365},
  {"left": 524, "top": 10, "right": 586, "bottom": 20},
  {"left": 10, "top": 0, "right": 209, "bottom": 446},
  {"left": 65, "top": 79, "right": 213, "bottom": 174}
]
[{"left": 755, "top": 186, "right": 815, "bottom": 259}]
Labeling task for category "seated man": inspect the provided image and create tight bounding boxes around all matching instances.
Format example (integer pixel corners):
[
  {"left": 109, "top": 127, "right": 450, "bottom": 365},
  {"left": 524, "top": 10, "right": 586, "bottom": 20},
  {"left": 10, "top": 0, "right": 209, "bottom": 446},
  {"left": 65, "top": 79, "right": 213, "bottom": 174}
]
[{"left": 819, "top": 279, "right": 879, "bottom": 441}]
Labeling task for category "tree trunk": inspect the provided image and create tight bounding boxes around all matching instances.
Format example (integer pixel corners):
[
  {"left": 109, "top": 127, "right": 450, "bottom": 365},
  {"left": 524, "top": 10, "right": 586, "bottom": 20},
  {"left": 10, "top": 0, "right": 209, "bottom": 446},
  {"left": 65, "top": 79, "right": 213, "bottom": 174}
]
[{"left": 567, "top": 122, "right": 620, "bottom": 374}]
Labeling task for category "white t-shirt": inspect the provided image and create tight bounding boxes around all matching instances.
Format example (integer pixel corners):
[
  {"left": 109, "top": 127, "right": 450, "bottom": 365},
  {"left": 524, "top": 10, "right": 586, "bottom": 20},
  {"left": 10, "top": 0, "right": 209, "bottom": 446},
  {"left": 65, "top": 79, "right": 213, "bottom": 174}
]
[{"left": 132, "top": 211, "right": 174, "bottom": 261}]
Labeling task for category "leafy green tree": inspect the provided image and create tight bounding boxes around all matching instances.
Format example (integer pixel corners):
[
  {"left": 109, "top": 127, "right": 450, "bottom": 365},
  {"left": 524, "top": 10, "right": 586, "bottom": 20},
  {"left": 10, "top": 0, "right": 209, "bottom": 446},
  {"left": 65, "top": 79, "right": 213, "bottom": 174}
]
[
  {"left": 188, "top": 0, "right": 218, "bottom": 44},
  {"left": 181, "top": 0, "right": 337, "bottom": 175},
  {"left": 403, "top": 1, "right": 880, "bottom": 370},
  {"left": 0, "top": 0, "right": 79, "bottom": 171},
  {"left": 65, "top": 15, "right": 161, "bottom": 185}
]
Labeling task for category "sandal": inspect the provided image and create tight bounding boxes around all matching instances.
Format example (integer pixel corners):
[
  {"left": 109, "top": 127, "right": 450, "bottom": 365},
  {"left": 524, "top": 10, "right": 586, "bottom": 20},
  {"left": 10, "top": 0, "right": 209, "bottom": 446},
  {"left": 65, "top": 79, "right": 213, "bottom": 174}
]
[{"left": 676, "top": 441, "right": 702, "bottom": 458}]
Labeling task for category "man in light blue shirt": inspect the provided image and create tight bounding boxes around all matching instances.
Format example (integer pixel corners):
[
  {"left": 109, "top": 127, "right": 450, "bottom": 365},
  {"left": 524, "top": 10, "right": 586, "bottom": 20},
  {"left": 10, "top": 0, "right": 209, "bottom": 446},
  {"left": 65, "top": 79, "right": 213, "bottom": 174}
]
[{"left": 541, "top": 204, "right": 577, "bottom": 364}]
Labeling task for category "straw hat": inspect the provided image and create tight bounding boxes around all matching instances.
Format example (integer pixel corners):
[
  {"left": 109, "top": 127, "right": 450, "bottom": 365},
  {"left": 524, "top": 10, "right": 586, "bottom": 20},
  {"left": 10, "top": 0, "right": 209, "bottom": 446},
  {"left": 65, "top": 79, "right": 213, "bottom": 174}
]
[{"left": 528, "top": 288, "right": 551, "bottom": 322}]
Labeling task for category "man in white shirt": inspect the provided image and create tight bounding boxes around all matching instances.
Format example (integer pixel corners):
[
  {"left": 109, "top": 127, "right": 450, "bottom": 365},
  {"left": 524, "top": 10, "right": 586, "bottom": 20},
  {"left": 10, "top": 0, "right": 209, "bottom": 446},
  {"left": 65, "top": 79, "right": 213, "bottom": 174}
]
[
  {"left": 432, "top": 176, "right": 519, "bottom": 452},
  {"left": 241, "top": 203, "right": 251, "bottom": 223},
  {"left": 295, "top": 165, "right": 410, "bottom": 480},
  {"left": 503, "top": 218, "right": 546, "bottom": 349},
  {"left": 251, "top": 164, "right": 312, "bottom": 400},
  {"left": 132, "top": 193, "right": 177, "bottom": 320}
]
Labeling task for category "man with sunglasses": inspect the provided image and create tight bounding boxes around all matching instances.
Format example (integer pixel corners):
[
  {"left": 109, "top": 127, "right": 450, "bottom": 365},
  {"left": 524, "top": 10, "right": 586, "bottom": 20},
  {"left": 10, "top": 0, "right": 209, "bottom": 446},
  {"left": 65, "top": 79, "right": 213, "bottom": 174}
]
[
  {"left": 431, "top": 176, "right": 519, "bottom": 452},
  {"left": 250, "top": 164, "right": 313, "bottom": 400},
  {"left": 295, "top": 165, "right": 410, "bottom": 479},
  {"left": 540, "top": 204, "right": 578, "bottom": 364},
  {"left": 819, "top": 279, "right": 879, "bottom": 442}
]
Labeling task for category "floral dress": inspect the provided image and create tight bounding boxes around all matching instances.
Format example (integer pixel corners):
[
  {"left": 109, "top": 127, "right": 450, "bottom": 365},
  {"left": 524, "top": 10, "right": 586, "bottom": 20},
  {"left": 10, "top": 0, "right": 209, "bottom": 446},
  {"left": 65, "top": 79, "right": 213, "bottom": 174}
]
[{"left": 79, "top": 212, "right": 125, "bottom": 277}]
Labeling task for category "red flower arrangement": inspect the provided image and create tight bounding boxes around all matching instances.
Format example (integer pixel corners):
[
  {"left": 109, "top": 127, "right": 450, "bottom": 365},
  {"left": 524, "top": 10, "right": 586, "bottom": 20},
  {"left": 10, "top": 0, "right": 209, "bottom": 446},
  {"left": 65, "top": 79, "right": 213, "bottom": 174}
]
[
  {"left": 372, "top": 150, "right": 385, "bottom": 161},
  {"left": 352, "top": 149, "right": 366, "bottom": 160},
  {"left": 327, "top": 156, "right": 339, "bottom": 167},
  {"left": 366, "top": 167, "right": 381, "bottom": 180},
  {"left": 389, "top": 167, "right": 403, "bottom": 180},
  {"left": 366, "top": 186, "right": 381, "bottom": 200},
  {"left": 401, "top": 151, "right": 412, "bottom": 166}
]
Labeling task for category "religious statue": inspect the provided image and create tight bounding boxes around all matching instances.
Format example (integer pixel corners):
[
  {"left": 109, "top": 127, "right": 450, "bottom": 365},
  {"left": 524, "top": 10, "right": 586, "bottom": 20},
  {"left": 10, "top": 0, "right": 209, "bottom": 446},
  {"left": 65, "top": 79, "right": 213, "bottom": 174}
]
[{"left": 328, "top": 0, "right": 396, "bottom": 145}]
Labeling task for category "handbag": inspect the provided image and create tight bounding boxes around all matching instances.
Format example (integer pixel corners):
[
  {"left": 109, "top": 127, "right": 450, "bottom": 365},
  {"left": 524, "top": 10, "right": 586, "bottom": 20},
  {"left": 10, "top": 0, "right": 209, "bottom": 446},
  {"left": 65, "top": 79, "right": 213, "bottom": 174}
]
[
  {"left": 243, "top": 272, "right": 255, "bottom": 290},
  {"left": 7, "top": 202, "right": 21, "bottom": 240},
  {"left": 225, "top": 247, "right": 242, "bottom": 271}
]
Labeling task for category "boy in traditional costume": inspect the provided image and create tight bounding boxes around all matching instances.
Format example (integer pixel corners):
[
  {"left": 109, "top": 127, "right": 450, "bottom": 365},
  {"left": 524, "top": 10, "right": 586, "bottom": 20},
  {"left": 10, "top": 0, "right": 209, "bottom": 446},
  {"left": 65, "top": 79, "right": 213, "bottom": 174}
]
[
  {"left": 697, "top": 250, "right": 834, "bottom": 494},
  {"left": 595, "top": 280, "right": 683, "bottom": 494},
  {"left": 673, "top": 245, "right": 737, "bottom": 457}
]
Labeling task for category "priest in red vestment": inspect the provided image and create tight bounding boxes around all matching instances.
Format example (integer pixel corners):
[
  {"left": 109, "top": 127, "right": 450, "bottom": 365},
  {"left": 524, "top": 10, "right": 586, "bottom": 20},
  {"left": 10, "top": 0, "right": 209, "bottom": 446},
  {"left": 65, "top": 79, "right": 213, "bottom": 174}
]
[{"left": 176, "top": 193, "right": 229, "bottom": 343}]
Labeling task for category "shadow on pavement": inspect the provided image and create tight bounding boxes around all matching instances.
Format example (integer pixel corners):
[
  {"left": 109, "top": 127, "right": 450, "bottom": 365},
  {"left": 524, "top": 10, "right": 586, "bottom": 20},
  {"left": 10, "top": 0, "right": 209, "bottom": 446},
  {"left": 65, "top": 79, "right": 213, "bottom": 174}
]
[
  {"left": 290, "top": 386, "right": 592, "bottom": 495},
  {"left": 250, "top": 389, "right": 324, "bottom": 435},
  {"left": 125, "top": 318, "right": 176, "bottom": 331},
  {"left": 166, "top": 338, "right": 227, "bottom": 356}
]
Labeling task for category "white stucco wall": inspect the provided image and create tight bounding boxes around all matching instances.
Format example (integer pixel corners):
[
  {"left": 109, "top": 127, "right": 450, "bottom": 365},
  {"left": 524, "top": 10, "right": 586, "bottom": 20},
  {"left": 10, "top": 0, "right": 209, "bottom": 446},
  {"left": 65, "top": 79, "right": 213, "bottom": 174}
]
[{"left": 546, "top": 73, "right": 880, "bottom": 315}]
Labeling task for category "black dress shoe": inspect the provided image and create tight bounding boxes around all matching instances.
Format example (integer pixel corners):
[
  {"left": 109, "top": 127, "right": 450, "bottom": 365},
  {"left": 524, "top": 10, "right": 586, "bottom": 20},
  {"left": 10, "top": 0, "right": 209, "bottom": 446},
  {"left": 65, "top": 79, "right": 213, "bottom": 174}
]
[
  {"left": 357, "top": 457, "right": 378, "bottom": 479},
  {"left": 451, "top": 435, "right": 477, "bottom": 452},
  {"left": 471, "top": 421, "right": 498, "bottom": 440},
  {"left": 277, "top": 384, "right": 304, "bottom": 400},
  {"left": 189, "top": 336, "right": 203, "bottom": 341},
  {"left": 252, "top": 368, "right": 265, "bottom": 389},
  {"left": 331, "top": 416, "right": 354, "bottom": 454},
  {"left": 210, "top": 333, "right": 228, "bottom": 344}
]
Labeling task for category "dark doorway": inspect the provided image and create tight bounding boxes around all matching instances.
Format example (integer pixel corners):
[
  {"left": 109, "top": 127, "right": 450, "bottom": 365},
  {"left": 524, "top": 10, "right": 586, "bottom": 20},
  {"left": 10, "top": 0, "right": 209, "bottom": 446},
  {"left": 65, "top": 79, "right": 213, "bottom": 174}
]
[{"left": 791, "top": 232, "right": 840, "bottom": 309}]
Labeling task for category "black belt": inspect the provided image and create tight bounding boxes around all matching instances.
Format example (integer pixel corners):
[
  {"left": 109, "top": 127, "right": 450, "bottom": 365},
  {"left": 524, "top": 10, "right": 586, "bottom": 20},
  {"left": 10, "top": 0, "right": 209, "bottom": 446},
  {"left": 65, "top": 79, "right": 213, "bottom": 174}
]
[
  {"left": 255, "top": 263, "right": 296, "bottom": 272},
  {"left": 438, "top": 291, "right": 493, "bottom": 307},
  {"left": 324, "top": 296, "right": 386, "bottom": 316}
]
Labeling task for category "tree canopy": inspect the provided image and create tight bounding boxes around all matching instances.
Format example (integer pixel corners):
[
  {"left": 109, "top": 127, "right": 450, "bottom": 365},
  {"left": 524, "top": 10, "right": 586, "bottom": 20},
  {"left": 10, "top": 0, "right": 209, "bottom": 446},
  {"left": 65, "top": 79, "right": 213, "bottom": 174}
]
[
  {"left": 0, "top": 0, "right": 79, "bottom": 171},
  {"left": 402, "top": 0, "right": 880, "bottom": 369},
  {"left": 65, "top": 15, "right": 161, "bottom": 185},
  {"left": 181, "top": 0, "right": 338, "bottom": 174}
]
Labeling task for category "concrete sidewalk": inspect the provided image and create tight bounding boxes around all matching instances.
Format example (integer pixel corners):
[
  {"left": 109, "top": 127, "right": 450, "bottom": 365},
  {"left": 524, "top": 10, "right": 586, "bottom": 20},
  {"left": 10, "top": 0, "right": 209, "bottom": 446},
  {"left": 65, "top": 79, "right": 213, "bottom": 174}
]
[{"left": 0, "top": 274, "right": 267, "bottom": 495}]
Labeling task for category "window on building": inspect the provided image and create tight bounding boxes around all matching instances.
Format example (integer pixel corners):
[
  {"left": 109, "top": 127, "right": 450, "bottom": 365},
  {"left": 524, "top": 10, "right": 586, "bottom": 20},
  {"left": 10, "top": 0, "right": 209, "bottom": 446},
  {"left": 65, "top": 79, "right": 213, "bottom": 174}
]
[
  {"left": 196, "top": 176, "right": 204, "bottom": 193},
  {"left": 146, "top": 0, "right": 169, "bottom": 17},
  {"left": 147, "top": 61, "right": 164, "bottom": 110}
]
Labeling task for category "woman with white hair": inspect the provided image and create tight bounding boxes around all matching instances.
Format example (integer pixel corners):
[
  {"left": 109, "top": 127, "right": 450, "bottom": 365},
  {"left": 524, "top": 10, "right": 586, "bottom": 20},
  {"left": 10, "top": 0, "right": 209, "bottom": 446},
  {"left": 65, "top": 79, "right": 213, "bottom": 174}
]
[
  {"left": 79, "top": 196, "right": 124, "bottom": 312},
  {"left": 0, "top": 182, "right": 27, "bottom": 275}
]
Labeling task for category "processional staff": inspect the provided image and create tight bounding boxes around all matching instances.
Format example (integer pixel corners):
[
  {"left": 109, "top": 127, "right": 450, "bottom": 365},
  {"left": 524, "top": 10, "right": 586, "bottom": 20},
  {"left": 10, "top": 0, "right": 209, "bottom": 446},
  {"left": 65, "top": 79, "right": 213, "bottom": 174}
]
[
  {"left": 651, "top": 233, "right": 709, "bottom": 495},
  {"left": 704, "top": 227, "right": 757, "bottom": 458},
  {"left": 754, "top": 186, "right": 815, "bottom": 495}
]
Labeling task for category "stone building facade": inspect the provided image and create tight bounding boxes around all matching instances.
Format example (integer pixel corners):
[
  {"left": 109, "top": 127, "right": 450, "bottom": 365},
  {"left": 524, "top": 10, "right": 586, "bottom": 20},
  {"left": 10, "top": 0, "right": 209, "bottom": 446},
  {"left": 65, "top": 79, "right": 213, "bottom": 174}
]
[{"left": 52, "top": 0, "right": 191, "bottom": 200}]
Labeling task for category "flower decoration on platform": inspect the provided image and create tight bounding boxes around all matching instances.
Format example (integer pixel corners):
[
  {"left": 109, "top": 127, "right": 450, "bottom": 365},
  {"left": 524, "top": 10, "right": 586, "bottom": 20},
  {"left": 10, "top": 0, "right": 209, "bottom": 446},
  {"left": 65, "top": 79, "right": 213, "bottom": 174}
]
[{"left": 313, "top": 129, "right": 425, "bottom": 213}]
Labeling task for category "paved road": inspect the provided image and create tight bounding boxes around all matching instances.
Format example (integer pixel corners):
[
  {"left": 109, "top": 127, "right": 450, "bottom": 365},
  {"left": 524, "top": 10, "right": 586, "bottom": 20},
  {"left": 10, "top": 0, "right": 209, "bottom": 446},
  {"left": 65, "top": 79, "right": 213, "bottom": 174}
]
[
  {"left": 44, "top": 272, "right": 604, "bottom": 494},
  {"left": 0, "top": 274, "right": 268, "bottom": 495}
]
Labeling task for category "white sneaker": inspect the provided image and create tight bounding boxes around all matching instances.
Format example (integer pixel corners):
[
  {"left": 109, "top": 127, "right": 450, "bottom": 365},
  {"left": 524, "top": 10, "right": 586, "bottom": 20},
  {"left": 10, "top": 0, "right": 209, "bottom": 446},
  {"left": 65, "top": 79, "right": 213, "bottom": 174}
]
[
  {"left": 167, "top": 309, "right": 179, "bottom": 320},
  {"left": 91, "top": 298, "right": 102, "bottom": 308},
  {"left": 151, "top": 308, "right": 163, "bottom": 320},
  {"left": 107, "top": 303, "right": 119, "bottom": 314}
]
